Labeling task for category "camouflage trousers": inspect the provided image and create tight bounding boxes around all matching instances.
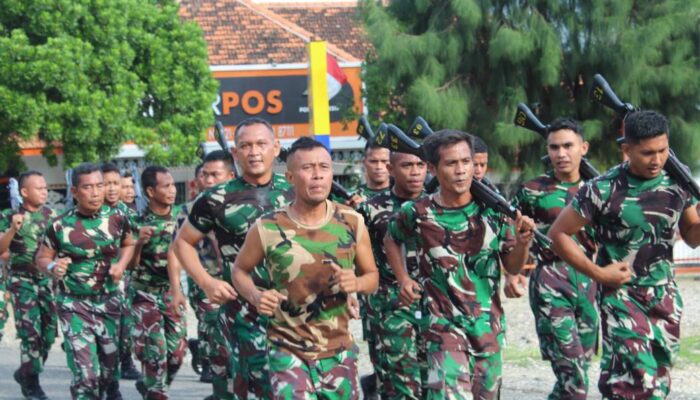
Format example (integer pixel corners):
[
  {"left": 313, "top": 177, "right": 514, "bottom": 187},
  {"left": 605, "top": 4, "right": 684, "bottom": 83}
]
[
  {"left": 0, "top": 267, "right": 7, "bottom": 342},
  {"left": 131, "top": 288, "right": 188, "bottom": 400},
  {"left": 370, "top": 287, "right": 426, "bottom": 399},
  {"left": 268, "top": 343, "right": 359, "bottom": 400},
  {"left": 57, "top": 291, "right": 121, "bottom": 400},
  {"left": 598, "top": 282, "right": 682, "bottom": 400},
  {"left": 425, "top": 350, "right": 502, "bottom": 400},
  {"left": 222, "top": 300, "right": 271, "bottom": 400},
  {"left": 190, "top": 286, "right": 233, "bottom": 399},
  {"left": 529, "top": 263, "right": 599, "bottom": 400},
  {"left": 359, "top": 293, "right": 383, "bottom": 390},
  {"left": 8, "top": 272, "right": 58, "bottom": 377},
  {"left": 117, "top": 276, "right": 136, "bottom": 368}
]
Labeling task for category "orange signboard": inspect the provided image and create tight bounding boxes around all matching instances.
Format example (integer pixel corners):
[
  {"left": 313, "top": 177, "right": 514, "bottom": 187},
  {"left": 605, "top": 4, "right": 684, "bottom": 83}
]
[{"left": 209, "top": 65, "right": 363, "bottom": 141}]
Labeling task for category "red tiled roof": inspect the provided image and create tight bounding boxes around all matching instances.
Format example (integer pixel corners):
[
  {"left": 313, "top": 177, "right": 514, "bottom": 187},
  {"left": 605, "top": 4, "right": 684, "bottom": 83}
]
[{"left": 179, "top": 0, "right": 368, "bottom": 65}]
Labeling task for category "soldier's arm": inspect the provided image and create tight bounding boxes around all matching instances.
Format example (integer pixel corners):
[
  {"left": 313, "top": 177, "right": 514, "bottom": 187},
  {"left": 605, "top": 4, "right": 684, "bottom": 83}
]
[
  {"left": 35, "top": 244, "right": 57, "bottom": 275},
  {"left": 231, "top": 225, "right": 269, "bottom": 308},
  {"left": 353, "top": 223, "right": 378, "bottom": 295},
  {"left": 167, "top": 247, "right": 187, "bottom": 316},
  {"left": 501, "top": 212, "right": 535, "bottom": 274},
  {"left": 679, "top": 205, "right": 700, "bottom": 248},
  {"left": 114, "top": 233, "right": 135, "bottom": 274},
  {"left": 549, "top": 205, "right": 631, "bottom": 287},
  {"left": 174, "top": 221, "right": 237, "bottom": 304},
  {"left": 0, "top": 215, "right": 18, "bottom": 254}
]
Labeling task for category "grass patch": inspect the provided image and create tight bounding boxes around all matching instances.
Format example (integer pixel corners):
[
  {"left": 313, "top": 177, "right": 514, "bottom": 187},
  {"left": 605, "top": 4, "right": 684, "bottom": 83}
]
[{"left": 678, "top": 335, "right": 700, "bottom": 365}]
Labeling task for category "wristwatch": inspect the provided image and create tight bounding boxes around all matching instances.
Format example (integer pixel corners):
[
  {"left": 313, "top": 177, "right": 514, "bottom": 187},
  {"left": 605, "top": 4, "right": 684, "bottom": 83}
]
[{"left": 47, "top": 261, "right": 57, "bottom": 273}]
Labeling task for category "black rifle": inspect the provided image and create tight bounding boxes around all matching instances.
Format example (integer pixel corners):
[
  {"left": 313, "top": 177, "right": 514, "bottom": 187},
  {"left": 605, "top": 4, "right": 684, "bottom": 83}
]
[
  {"left": 514, "top": 103, "right": 600, "bottom": 180},
  {"left": 380, "top": 123, "right": 552, "bottom": 247},
  {"left": 589, "top": 74, "right": 700, "bottom": 199}
]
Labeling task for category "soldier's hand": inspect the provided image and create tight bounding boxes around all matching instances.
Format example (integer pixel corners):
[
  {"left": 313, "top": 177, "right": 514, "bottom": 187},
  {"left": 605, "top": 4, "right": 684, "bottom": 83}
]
[
  {"left": 596, "top": 262, "right": 632, "bottom": 287},
  {"left": 503, "top": 273, "right": 527, "bottom": 298},
  {"left": 254, "top": 289, "right": 287, "bottom": 316},
  {"left": 514, "top": 211, "right": 536, "bottom": 245},
  {"left": 345, "top": 194, "right": 364, "bottom": 209},
  {"left": 108, "top": 264, "right": 125, "bottom": 283},
  {"left": 398, "top": 278, "right": 422, "bottom": 307},
  {"left": 137, "top": 226, "right": 155, "bottom": 245},
  {"left": 330, "top": 263, "right": 359, "bottom": 294},
  {"left": 202, "top": 277, "right": 238, "bottom": 305},
  {"left": 10, "top": 213, "right": 24, "bottom": 232},
  {"left": 169, "top": 290, "right": 187, "bottom": 317},
  {"left": 52, "top": 257, "right": 71, "bottom": 279},
  {"left": 347, "top": 294, "right": 360, "bottom": 319}
]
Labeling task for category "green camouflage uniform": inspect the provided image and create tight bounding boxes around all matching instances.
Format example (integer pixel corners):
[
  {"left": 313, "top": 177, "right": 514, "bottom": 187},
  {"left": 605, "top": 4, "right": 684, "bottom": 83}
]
[
  {"left": 43, "top": 205, "right": 132, "bottom": 399},
  {"left": 188, "top": 175, "right": 293, "bottom": 399},
  {"left": 112, "top": 201, "right": 138, "bottom": 373},
  {"left": 257, "top": 201, "right": 363, "bottom": 399},
  {"left": 571, "top": 163, "right": 696, "bottom": 400},
  {"left": 0, "top": 257, "right": 8, "bottom": 342},
  {"left": 388, "top": 194, "right": 516, "bottom": 400},
  {"left": 130, "top": 206, "right": 187, "bottom": 399},
  {"left": 357, "top": 190, "right": 426, "bottom": 399},
  {"left": 178, "top": 199, "right": 231, "bottom": 397},
  {"left": 512, "top": 173, "right": 598, "bottom": 400},
  {"left": 0, "top": 206, "right": 58, "bottom": 379}
]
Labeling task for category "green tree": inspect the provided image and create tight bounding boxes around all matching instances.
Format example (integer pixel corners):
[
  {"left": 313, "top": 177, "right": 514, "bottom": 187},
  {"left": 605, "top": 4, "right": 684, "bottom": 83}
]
[
  {"left": 362, "top": 0, "right": 700, "bottom": 179},
  {"left": 0, "top": 0, "right": 218, "bottom": 170}
]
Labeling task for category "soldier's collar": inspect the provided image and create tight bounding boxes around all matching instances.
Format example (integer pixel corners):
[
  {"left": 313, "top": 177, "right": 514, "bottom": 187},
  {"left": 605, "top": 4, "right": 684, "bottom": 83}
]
[{"left": 237, "top": 175, "right": 274, "bottom": 188}]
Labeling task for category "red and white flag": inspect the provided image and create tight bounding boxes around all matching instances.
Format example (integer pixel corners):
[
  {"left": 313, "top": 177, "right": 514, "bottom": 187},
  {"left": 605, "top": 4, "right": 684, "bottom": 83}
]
[{"left": 326, "top": 54, "right": 347, "bottom": 100}]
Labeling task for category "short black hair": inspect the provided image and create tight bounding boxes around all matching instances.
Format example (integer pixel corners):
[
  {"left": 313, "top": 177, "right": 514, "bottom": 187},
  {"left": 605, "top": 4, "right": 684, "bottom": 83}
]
[
  {"left": 194, "top": 163, "right": 204, "bottom": 177},
  {"left": 624, "top": 110, "right": 669, "bottom": 144},
  {"left": 122, "top": 171, "right": 133, "bottom": 179},
  {"left": 472, "top": 136, "right": 488, "bottom": 154},
  {"left": 203, "top": 150, "right": 235, "bottom": 172},
  {"left": 234, "top": 117, "right": 274, "bottom": 142},
  {"left": 18, "top": 171, "right": 43, "bottom": 188},
  {"left": 72, "top": 163, "right": 102, "bottom": 187},
  {"left": 101, "top": 162, "right": 121, "bottom": 176},
  {"left": 141, "top": 166, "right": 170, "bottom": 197},
  {"left": 422, "top": 130, "right": 474, "bottom": 166},
  {"left": 548, "top": 117, "right": 583, "bottom": 138},
  {"left": 286, "top": 136, "right": 330, "bottom": 162}
]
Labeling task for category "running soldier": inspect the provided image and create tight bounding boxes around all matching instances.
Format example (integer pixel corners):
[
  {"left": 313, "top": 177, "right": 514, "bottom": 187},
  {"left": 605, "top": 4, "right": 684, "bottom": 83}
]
[
  {"left": 232, "top": 136, "right": 378, "bottom": 399},
  {"left": 357, "top": 150, "right": 427, "bottom": 399},
  {"left": 549, "top": 110, "right": 700, "bottom": 399},
  {"left": 0, "top": 171, "right": 58, "bottom": 400},
  {"left": 173, "top": 117, "right": 293, "bottom": 399},
  {"left": 176, "top": 151, "right": 235, "bottom": 399},
  {"left": 36, "top": 162, "right": 135, "bottom": 400},
  {"left": 510, "top": 118, "right": 598, "bottom": 399},
  {"left": 384, "top": 130, "right": 536, "bottom": 399},
  {"left": 101, "top": 163, "right": 142, "bottom": 381},
  {"left": 129, "top": 166, "right": 187, "bottom": 399}
]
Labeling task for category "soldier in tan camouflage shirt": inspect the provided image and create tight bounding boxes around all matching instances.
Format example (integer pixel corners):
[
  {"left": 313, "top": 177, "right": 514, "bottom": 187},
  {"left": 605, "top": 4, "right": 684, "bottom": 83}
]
[{"left": 232, "top": 137, "right": 378, "bottom": 400}]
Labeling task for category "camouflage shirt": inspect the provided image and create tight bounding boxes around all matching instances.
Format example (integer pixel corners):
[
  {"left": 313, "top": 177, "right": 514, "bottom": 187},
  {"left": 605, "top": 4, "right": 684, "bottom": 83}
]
[
  {"left": 0, "top": 206, "right": 57, "bottom": 273},
  {"left": 178, "top": 198, "right": 220, "bottom": 278},
  {"left": 130, "top": 206, "right": 180, "bottom": 291},
  {"left": 43, "top": 205, "right": 132, "bottom": 295},
  {"left": 572, "top": 163, "right": 696, "bottom": 286},
  {"left": 388, "top": 194, "right": 516, "bottom": 352},
  {"left": 357, "top": 183, "right": 390, "bottom": 200},
  {"left": 357, "top": 190, "right": 421, "bottom": 288},
  {"left": 512, "top": 173, "right": 596, "bottom": 266},
  {"left": 257, "top": 200, "right": 364, "bottom": 360}
]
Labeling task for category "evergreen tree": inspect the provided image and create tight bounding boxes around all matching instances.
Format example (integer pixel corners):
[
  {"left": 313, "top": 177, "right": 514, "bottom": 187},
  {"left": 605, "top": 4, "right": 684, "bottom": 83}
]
[
  {"left": 0, "top": 0, "right": 218, "bottom": 170},
  {"left": 362, "top": 0, "right": 700, "bottom": 179}
]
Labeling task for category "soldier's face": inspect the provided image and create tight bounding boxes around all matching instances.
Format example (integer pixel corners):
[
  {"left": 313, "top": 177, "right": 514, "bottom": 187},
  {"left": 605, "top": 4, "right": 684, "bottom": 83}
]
[
  {"left": 363, "top": 148, "right": 390, "bottom": 187},
  {"left": 473, "top": 152, "right": 488, "bottom": 181},
  {"left": 429, "top": 141, "right": 474, "bottom": 197},
  {"left": 103, "top": 171, "right": 122, "bottom": 206},
  {"left": 201, "top": 160, "right": 234, "bottom": 189},
  {"left": 547, "top": 129, "right": 588, "bottom": 177},
  {"left": 388, "top": 153, "right": 426, "bottom": 198},
  {"left": 120, "top": 177, "right": 135, "bottom": 203},
  {"left": 20, "top": 175, "right": 48, "bottom": 208},
  {"left": 286, "top": 147, "right": 333, "bottom": 206},
  {"left": 622, "top": 134, "right": 669, "bottom": 179},
  {"left": 233, "top": 124, "right": 280, "bottom": 180},
  {"left": 147, "top": 172, "right": 177, "bottom": 207},
  {"left": 72, "top": 171, "right": 105, "bottom": 214}
]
